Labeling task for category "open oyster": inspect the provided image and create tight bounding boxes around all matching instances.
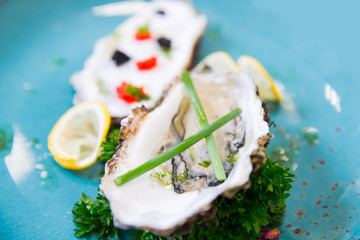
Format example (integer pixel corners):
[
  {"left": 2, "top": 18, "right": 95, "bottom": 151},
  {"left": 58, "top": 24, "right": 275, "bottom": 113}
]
[
  {"left": 71, "top": 0, "right": 207, "bottom": 119},
  {"left": 100, "top": 52, "right": 271, "bottom": 236}
]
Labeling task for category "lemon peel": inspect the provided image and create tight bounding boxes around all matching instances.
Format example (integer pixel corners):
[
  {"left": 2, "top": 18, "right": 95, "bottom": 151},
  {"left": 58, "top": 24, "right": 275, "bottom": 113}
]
[
  {"left": 237, "top": 55, "right": 282, "bottom": 101},
  {"left": 193, "top": 51, "right": 240, "bottom": 74},
  {"left": 48, "top": 101, "right": 111, "bottom": 170}
]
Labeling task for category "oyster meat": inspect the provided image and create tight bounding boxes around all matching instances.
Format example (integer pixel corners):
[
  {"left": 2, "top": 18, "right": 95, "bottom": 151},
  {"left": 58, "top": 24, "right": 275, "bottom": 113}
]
[{"left": 100, "top": 54, "right": 271, "bottom": 236}]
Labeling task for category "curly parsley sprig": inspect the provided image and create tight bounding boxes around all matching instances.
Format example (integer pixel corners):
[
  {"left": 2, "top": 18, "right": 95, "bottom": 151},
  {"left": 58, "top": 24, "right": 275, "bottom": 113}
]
[
  {"left": 99, "top": 128, "right": 120, "bottom": 164},
  {"left": 72, "top": 193, "right": 119, "bottom": 239}
]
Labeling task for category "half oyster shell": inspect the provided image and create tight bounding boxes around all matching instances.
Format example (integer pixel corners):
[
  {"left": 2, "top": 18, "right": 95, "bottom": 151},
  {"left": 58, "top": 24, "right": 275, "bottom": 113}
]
[{"left": 100, "top": 53, "right": 271, "bottom": 236}]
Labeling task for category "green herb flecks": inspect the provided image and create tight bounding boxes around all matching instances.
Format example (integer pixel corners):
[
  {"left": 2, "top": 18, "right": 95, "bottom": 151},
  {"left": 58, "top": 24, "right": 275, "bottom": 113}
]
[
  {"left": 95, "top": 79, "right": 110, "bottom": 95},
  {"left": 228, "top": 153, "right": 238, "bottom": 164},
  {"left": 151, "top": 172, "right": 171, "bottom": 186},
  {"left": 160, "top": 48, "right": 171, "bottom": 59},
  {"left": 182, "top": 71, "right": 226, "bottom": 181},
  {"left": 125, "top": 84, "right": 150, "bottom": 102},
  {"left": 114, "top": 108, "right": 241, "bottom": 186},
  {"left": 138, "top": 24, "right": 149, "bottom": 34},
  {"left": 174, "top": 169, "right": 189, "bottom": 184},
  {"left": 198, "top": 160, "right": 211, "bottom": 168},
  {"left": 188, "top": 149, "right": 196, "bottom": 163},
  {"left": 72, "top": 159, "right": 294, "bottom": 240}
]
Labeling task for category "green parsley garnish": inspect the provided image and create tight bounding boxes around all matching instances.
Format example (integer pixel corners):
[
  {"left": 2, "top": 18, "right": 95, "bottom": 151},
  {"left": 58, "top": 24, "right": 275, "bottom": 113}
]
[
  {"left": 198, "top": 160, "right": 211, "bottom": 168},
  {"left": 151, "top": 172, "right": 171, "bottom": 186},
  {"left": 182, "top": 71, "right": 226, "bottom": 181},
  {"left": 138, "top": 24, "right": 149, "bottom": 34},
  {"left": 228, "top": 153, "right": 238, "bottom": 164},
  {"left": 99, "top": 128, "right": 120, "bottom": 164},
  {"left": 72, "top": 193, "right": 119, "bottom": 239},
  {"left": 173, "top": 169, "right": 189, "bottom": 184},
  {"left": 113, "top": 108, "right": 241, "bottom": 186},
  {"left": 72, "top": 159, "right": 294, "bottom": 240},
  {"left": 160, "top": 48, "right": 171, "bottom": 58},
  {"left": 125, "top": 84, "right": 150, "bottom": 102}
]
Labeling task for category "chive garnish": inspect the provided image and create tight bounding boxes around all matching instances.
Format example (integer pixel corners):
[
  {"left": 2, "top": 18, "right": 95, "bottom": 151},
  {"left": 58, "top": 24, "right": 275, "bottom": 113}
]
[
  {"left": 114, "top": 108, "right": 241, "bottom": 186},
  {"left": 182, "top": 71, "right": 227, "bottom": 181}
]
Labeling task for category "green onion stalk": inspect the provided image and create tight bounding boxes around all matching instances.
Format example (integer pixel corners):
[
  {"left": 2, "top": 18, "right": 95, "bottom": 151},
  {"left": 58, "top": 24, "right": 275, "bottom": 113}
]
[{"left": 182, "top": 71, "right": 226, "bottom": 181}]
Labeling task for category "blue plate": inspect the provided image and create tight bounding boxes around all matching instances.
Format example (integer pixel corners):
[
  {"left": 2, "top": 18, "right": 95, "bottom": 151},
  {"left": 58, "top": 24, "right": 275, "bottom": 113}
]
[{"left": 1, "top": 0, "right": 359, "bottom": 239}]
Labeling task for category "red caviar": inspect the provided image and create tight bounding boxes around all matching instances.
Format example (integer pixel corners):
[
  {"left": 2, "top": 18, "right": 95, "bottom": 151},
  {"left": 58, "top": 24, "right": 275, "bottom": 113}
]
[
  {"left": 135, "top": 25, "right": 152, "bottom": 40},
  {"left": 135, "top": 31, "right": 152, "bottom": 40},
  {"left": 136, "top": 57, "right": 157, "bottom": 70}
]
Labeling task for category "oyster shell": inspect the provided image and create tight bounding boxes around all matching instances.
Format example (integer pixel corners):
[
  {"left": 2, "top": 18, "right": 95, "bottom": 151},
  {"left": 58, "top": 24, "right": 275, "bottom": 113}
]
[{"left": 100, "top": 53, "right": 271, "bottom": 236}]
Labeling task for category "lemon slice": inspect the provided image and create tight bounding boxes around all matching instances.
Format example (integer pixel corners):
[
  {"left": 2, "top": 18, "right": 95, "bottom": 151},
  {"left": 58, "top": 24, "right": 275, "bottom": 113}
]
[
  {"left": 48, "top": 101, "right": 111, "bottom": 170},
  {"left": 237, "top": 55, "right": 282, "bottom": 101},
  {"left": 193, "top": 51, "right": 240, "bottom": 74}
]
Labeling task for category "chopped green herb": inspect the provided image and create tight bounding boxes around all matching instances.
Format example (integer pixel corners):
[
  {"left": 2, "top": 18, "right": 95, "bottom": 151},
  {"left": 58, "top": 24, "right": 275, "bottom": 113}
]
[
  {"left": 151, "top": 172, "right": 171, "bottom": 186},
  {"left": 182, "top": 71, "right": 226, "bottom": 181},
  {"left": 95, "top": 79, "right": 110, "bottom": 95},
  {"left": 174, "top": 169, "right": 189, "bottom": 183},
  {"left": 188, "top": 149, "right": 196, "bottom": 162},
  {"left": 228, "top": 153, "right": 238, "bottom": 164},
  {"left": 72, "top": 159, "right": 294, "bottom": 240},
  {"left": 160, "top": 48, "right": 171, "bottom": 58},
  {"left": 198, "top": 160, "right": 211, "bottom": 168},
  {"left": 138, "top": 24, "right": 149, "bottom": 34},
  {"left": 125, "top": 84, "right": 150, "bottom": 101}
]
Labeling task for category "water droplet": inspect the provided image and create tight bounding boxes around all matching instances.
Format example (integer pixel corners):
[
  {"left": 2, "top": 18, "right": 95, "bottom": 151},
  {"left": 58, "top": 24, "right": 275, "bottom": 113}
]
[
  {"left": 40, "top": 171, "right": 48, "bottom": 179},
  {"left": 35, "top": 163, "right": 45, "bottom": 170}
]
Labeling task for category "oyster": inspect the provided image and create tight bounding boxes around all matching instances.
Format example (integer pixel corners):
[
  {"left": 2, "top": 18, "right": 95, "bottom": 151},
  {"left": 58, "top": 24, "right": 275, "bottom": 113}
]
[
  {"left": 100, "top": 52, "right": 271, "bottom": 236},
  {"left": 71, "top": 0, "right": 207, "bottom": 119}
]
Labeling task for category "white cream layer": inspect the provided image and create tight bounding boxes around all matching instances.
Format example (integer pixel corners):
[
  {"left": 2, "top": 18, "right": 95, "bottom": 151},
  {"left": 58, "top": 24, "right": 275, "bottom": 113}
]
[{"left": 71, "top": 0, "right": 207, "bottom": 117}]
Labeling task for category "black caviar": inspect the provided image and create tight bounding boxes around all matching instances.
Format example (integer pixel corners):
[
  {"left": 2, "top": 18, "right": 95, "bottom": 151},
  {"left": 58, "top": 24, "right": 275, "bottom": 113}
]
[
  {"left": 112, "top": 50, "right": 130, "bottom": 66},
  {"left": 157, "top": 37, "right": 171, "bottom": 50},
  {"left": 156, "top": 10, "right": 165, "bottom": 15}
]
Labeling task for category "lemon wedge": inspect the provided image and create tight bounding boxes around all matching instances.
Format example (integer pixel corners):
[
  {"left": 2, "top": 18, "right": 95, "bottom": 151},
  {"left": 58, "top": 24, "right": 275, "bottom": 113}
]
[
  {"left": 193, "top": 51, "right": 240, "bottom": 74},
  {"left": 48, "top": 101, "right": 111, "bottom": 170},
  {"left": 237, "top": 55, "right": 282, "bottom": 101}
]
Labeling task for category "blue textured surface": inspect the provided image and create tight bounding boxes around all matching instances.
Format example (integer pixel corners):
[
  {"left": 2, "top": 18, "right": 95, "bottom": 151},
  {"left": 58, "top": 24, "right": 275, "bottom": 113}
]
[{"left": 1, "top": 0, "right": 359, "bottom": 239}]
